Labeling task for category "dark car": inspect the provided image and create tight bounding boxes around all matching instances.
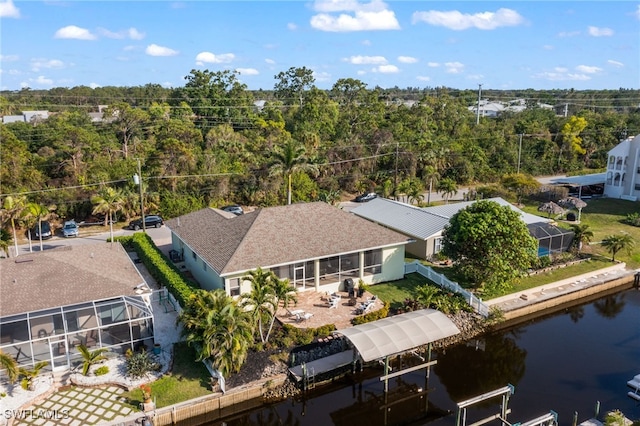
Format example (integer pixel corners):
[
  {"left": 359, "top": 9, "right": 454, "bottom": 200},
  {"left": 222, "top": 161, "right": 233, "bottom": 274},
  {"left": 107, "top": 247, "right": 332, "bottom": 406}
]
[
  {"left": 221, "top": 205, "right": 244, "bottom": 216},
  {"left": 354, "top": 192, "right": 378, "bottom": 202},
  {"left": 31, "top": 221, "right": 53, "bottom": 240},
  {"left": 128, "top": 215, "right": 164, "bottom": 230}
]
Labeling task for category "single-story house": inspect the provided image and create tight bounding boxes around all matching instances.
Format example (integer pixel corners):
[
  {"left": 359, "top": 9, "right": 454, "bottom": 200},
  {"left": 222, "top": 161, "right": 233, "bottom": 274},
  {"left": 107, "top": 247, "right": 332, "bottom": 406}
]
[
  {"left": 165, "top": 202, "right": 411, "bottom": 296},
  {"left": 351, "top": 197, "right": 572, "bottom": 259},
  {"left": 0, "top": 243, "right": 154, "bottom": 375}
]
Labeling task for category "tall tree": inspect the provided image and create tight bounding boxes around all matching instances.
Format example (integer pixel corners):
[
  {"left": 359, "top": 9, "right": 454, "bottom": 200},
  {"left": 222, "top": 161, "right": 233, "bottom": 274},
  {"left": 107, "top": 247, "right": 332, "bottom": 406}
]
[
  {"left": 570, "top": 223, "right": 594, "bottom": 253},
  {"left": 24, "top": 202, "right": 51, "bottom": 252},
  {"left": 442, "top": 200, "right": 538, "bottom": 296},
  {"left": 103, "top": 102, "right": 149, "bottom": 159},
  {"left": 437, "top": 178, "right": 458, "bottom": 204},
  {"left": 269, "top": 139, "right": 318, "bottom": 205},
  {"left": 601, "top": 233, "right": 634, "bottom": 261},
  {"left": 274, "top": 66, "right": 315, "bottom": 108},
  {"left": 91, "top": 187, "right": 124, "bottom": 241},
  {"left": 241, "top": 268, "right": 278, "bottom": 344},
  {"left": 1, "top": 195, "right": 27, "bottom": 257}
]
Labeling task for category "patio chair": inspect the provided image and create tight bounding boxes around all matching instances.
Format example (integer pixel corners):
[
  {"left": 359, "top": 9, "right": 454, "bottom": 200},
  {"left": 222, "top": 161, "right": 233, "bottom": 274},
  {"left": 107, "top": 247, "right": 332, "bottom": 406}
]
[
  {"left": 302, "top": 313, "right": 313, "bottom": 321},
  {"left": 329, "top": 298, "right": 339, "bottom": 309}
]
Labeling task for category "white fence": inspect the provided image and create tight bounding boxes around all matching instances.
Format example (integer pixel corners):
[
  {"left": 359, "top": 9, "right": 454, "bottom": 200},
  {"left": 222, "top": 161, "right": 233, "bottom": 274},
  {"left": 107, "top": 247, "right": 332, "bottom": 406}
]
[{"left": 404, "top": 260, "right": 490, "bottom": 317}]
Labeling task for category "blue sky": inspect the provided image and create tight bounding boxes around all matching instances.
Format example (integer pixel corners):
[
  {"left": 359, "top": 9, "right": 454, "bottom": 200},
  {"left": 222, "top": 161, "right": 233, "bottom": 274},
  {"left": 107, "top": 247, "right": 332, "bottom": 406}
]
[{"left": 1, "top": 1, "right": 639, "bottom": 91}]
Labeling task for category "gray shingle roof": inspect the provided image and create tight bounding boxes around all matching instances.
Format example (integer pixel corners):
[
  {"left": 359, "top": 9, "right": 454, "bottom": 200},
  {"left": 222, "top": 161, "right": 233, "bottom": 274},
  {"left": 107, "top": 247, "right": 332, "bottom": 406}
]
[
  {"left": 0, "top": 243, "right": 146, "bottom": 317},
  {"left": 166, "top": 202, "right": 410, "bottom": 275},
  {"left": 351, "top": 198, "right": 449, "bottom": 240}
]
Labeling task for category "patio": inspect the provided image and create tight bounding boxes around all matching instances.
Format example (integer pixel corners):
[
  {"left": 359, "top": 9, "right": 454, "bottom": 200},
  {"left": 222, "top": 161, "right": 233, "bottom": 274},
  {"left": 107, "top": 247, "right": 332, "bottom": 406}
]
[{"left": 275, "top": 289, "right": 383, "bottom": 330}]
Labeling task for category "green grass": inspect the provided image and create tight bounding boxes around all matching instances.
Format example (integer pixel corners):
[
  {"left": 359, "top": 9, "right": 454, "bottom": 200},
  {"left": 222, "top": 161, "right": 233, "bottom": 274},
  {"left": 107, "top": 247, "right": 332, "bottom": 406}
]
[
  {"left": 369, "top": 273, "right": 437, "bottom": 309},
  {"left": 124, "top": 342, "right": 212, "bottom": 408}
]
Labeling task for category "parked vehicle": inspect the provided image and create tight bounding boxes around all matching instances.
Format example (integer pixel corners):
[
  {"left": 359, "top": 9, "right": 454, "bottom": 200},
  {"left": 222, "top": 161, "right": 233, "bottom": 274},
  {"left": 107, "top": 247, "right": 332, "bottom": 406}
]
[
  {"left": 128, "top": 215, "right": 164, "bottom": 230},
  {"left": 354, "top": 192, "right": 378, "bottom": 202},
  {"left": 31, "top": 221, "right": 53, "bottom": 240},
  {"left": 62, "top": 220, "right": 79, "bottom": 238},
  {"left": 221, "top": 205, "right": 244, "bottom": 216}
]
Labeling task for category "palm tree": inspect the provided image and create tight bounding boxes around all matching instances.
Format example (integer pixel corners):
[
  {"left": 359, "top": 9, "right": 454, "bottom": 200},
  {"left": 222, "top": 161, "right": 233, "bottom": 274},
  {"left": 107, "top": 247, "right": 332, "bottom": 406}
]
[
  {"left": 241, "top": 268, "right": 278, "bottom": 343},
  {"left": 570, "top": 224, "right": 594, "bottom": 253},
  {"left": 437, "top": 178, "right": 458, "bottom": 204},
  {"left": 1, "top": 195, "right": 26, "bottom": 257},
  {"left": 179, "top": 289, "right": 253, "bottom": 378},
  {"left": 77, "top": 344, "right": 109, "bottom": 376},
  {"left": 269, "top": 139, "right": 318, "bottom": 205},
  {"left": 601, "top": 233, "right": 635, "bottom": 262},
  {"left": 18, "top": 361, "right": 49, "bottom": 391},
  {"left": 0, "top": 349, "right": 18, "bottom": 384},
  {"left": 415, "top": 284, "right": 440, "bottom": 309},
  {"left": 0, "top": 228, "right": 11, "bottom": 258},
  {"left": 24, "top": 202, "right": 51, "bottom": 252},
  {"left": 91, "top": 187, "right": 124, "bottom": 242},
  {"left": 406, "top": 179, "right": 425, "bottom": 206}
]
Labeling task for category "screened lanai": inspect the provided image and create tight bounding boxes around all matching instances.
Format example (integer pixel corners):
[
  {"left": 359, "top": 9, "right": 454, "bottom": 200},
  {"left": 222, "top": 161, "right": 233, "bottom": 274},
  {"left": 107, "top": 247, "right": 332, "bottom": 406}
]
[
  {"left": 528, "top": 222, "right": 575, "bottom": 257},
  {"left": 0, "top": 296, "right": 153, "bottom": 372}
]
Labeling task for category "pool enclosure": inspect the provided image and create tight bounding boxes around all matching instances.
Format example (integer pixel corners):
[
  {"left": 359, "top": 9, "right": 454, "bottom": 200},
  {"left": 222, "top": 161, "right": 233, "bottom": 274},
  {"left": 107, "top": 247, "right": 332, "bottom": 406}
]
[{"left": 0, "top": 295, "right": 154, "bottom": 374}]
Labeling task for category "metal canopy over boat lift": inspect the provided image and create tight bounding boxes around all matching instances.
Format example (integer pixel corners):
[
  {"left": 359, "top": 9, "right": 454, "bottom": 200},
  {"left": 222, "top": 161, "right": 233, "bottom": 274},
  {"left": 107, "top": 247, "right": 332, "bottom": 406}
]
[{"left": 335, "top": 309, "right": 461, "bottom": 392}]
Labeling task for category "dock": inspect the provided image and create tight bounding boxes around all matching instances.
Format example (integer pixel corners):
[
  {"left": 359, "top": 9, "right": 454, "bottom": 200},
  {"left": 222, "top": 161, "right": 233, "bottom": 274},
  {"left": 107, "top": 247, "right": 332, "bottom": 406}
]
[{"left": 288, "top": 350, "right": 353, "bottom": 382}]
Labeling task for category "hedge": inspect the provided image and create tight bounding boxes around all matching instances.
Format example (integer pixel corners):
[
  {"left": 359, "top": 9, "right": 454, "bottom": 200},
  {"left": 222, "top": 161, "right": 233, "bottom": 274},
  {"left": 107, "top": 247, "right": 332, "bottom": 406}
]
[
  {"left": 351, "top": 301, "right": 390, "bottom": 325},
  {"left": 114, "top": 233, "right": 198, "bottom": 308}
]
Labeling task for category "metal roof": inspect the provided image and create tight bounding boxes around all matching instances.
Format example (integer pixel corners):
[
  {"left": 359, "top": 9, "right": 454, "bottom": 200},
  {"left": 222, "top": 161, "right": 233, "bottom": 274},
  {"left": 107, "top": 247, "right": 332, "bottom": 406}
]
[
  {"left": 336, "top": 309, "right": 460, "bottom": 362},
  {"left": 548, "top": 173, "right": 606, "bottom": 187},
  {"left": 351, "top": 198, "right": 449, "bottom": 240},
  {"left": 422, "top": 197, "right": 550, "bottom": 226}
]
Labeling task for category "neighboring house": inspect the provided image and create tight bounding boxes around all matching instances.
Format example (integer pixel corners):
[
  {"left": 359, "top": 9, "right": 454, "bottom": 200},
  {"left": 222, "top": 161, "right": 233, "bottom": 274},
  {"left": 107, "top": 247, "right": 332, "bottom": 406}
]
[
  {"left": 165, "top": 202, "right": 410, "bottom": 296},
  {"left": 603, "top": 134, "right": 640, "bottom": 201},
  {"left": 0, "top": 243, "right": 154, "bottom": 375},
  {"left": 2, "top": 110, "right": 49, "bottom": 124},
  {"left": 351, "top": 197, "right": 571, "bottom": 259}
]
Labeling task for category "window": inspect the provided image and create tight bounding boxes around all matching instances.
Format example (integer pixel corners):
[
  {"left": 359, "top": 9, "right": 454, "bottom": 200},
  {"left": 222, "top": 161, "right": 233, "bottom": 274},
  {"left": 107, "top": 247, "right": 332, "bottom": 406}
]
[
  {"left": 364, "top": 249, "right": 382, "bottom": 275},
  {"left": 228, "top": 278, "right": 241, "bottom": 297},
  {"left": 340, "top": 253, "right": 359, "bottom": 278},
  {"left": 434, "top": 238, "right": 443, "bottom": 254},
  {"left": 634, "top": 184, "right": 640, "bottom": 191}
]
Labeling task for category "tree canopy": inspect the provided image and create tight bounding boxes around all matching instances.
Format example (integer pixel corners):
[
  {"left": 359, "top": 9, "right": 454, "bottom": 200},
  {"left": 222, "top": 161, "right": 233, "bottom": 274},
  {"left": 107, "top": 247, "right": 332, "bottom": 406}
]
[{"left": 441, "top": 200, "right": 538, "bottom": 296}]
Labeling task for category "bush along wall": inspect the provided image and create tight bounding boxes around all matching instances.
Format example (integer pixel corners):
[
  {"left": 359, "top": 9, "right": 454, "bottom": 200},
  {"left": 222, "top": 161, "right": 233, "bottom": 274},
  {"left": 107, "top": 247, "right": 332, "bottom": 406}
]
[
  {"left": 351, "top": 301, "right": 390, "bottom": 325},
  {"left": 115, "top": 233, "right": 198, "bottom": 308}
]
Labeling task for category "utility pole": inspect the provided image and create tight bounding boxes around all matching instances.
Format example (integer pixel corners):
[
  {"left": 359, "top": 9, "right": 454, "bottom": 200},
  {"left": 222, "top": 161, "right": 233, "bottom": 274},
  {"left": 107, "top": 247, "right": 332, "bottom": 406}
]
[
  {"left": 476, "top": 84, "right": 483, "bottom": 125},
  {"left": 394, "top": 142, "right": 399, "bottom": 200},
  {"left": 517, "top": 134, "right": 523, "bottom": 174},
  {"left": 133, "top": 158, "right": 146, "bottom": 232},
  {"left": 564, "top": 103, "right": 568, "bottom": 118}
]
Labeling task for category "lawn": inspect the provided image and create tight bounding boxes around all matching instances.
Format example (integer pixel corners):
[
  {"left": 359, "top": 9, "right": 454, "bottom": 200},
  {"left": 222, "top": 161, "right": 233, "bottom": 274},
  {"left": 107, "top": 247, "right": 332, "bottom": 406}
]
[
  {"left": 124, "top": 342, "right": 212, "bottom": 408},
  {"left": 369, "top": 273, "right": 439, "bottom": 309}
]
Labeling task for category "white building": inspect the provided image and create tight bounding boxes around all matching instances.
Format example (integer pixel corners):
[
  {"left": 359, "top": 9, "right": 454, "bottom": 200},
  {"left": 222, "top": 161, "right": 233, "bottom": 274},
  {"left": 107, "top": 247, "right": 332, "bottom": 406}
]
[{"left": 603, "top": 134, "right": 640, "bottom": 201}]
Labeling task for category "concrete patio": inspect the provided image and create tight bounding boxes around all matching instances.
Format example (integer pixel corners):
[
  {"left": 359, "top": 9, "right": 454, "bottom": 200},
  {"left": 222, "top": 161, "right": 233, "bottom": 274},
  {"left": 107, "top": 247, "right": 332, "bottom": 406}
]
[{"left": 275, "top": 289, "right": 383, "bottom": 330}]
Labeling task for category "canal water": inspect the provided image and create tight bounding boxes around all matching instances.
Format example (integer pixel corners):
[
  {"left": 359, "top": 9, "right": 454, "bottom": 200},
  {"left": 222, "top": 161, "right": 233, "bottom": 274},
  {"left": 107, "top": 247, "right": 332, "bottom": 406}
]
[{"left": 211, "top": 287, "right": 640, "bottom": 426}]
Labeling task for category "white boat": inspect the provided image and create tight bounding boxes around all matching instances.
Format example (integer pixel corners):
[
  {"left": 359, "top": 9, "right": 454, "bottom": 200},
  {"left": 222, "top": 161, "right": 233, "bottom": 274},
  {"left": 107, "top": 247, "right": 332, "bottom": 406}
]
[{"left": 627, "top": 374, "right": 640, "bottom": 400}]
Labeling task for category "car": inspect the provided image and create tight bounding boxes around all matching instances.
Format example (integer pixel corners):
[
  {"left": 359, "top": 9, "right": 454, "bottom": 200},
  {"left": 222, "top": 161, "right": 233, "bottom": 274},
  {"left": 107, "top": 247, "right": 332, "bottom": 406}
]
[
  {"left": 128, "top": 215, "right": 164, "bottom": 230},
  {"left": 221, "top": 205, "right": 244, "bottom": 216},
  {"left": 62, "top": 220, "right": 79, "bottom": 238},
  {"left": 354, "top": 192, "right": 378, "bottom": 203},
  {"left": 31, "top": 221, "right": 53, "bottom": 240}
]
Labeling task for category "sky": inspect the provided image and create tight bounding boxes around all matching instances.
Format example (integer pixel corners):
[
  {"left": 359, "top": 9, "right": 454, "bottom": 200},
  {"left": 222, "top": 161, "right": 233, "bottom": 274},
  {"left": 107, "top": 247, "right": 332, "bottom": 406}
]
[{"left": 1, "top": 0, "right": 639, "bottom": 92}]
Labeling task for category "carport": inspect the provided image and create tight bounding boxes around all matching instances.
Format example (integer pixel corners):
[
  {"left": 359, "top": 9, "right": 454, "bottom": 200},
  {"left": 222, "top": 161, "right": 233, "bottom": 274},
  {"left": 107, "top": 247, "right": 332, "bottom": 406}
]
[{"left": 335, "top": 309, "right": 460, "bottom": 392}]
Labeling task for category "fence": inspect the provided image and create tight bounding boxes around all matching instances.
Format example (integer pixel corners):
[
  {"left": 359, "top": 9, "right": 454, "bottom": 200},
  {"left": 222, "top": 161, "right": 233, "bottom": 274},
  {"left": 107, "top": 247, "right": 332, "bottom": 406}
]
[{"left": 405, "top": 260, "right": 490, "bottom": 317}]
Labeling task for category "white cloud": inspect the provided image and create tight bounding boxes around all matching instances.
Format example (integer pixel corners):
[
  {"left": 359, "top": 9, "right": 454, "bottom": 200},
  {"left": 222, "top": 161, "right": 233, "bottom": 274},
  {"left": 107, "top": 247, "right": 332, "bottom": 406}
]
[
  {"left": 195, "top": 52, "right": 235, "bottom": 64},
  {"left": 427, "top": 62, "right": 440, "bottom": 67},
  {"left": 575, "top": 65, "right": 602, "bottom": 74},
  {"left": 8, "top": 69, "right": 20, "bottom": 75},
  {"left": 357, "top": 70, "right": 366, "bottom": 75},
  {"left": 89, "top": 82, "right": 101, "bottom": 89},
  {"left": 32, "top": 75, "right": 53, "bottom": 86},
  {"left": 412, "top": 8, "right": 524, "bottom": 30},
  {"left": 30, "top": 58, "right": 65, "bottom": 72},
  {"left": 345, "top": 55, "right": 387, "bottom": 64},
  {"left": 607, "top": 59, "right": 624, "bottom": 67},
  {"left": 416, "top": 76, "right": 431, "bottom": 81},
  {"left": 554, "top": 67, "right": 568, "bottom": 73},
  {"left": 398, "top": 56, "right": 418, "bottom": 64},
  {"left": 533, "top": 71, "right": 590, "bottom": 81},
  {"left": 287, "top": 22, "right": 298, "bottom": 30},
  {"left": 54, "top": 25, "right": 96, "bottom": 40},
  {"left": 265, "top": 58, "right": 276, "bottom": 65},
  {"left": 542, "top": 45, "right": 554, "bottom": 50},
  {"left": 0, "top": 54, "right": 19, "bottom": 62},
  {"left": 444, "top": 61, "right": 464, "bottom": 74},
  {"left": 588, "top": 26, "right": 613, "bottom": 37},
  {"left": 558, "top": 30, "right": 580, "bottom": 37},
  {"left": 0, "top": 0, "right": 20, "bottom": 18},
  {"left": 236, "top": 68, "right": 259, "bottom": 75},
  {"left": 146, "top": 44, "right": 179, "bottom": 57},
  {"left": 373, "top": 64, "right": 399, "bottom": 73},
  {"left": 313, "top": 70, "right": 331, "bottom": 82},
  {"left": 310, "top": 0, "right": 400, "bottom": 32},
  {"left": 128, "top": 28, "right": 145, "bottom": 40},
  {"left": 466, "top": 74, "right": 484, "bottom": 80}
]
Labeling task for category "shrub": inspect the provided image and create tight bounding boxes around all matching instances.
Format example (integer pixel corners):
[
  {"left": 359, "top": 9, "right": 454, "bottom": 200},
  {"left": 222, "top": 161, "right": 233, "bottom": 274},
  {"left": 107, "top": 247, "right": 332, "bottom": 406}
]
[
  {"left": 94, "top": 366, "right": 109, "bottom": 376},
  {"left": 352, "top": 302, "right": 390, "bottom": 325},
  {"left": 126, "top": 350, "right": 160, "bottom": 379},
  {"left": 624, "top": 212, "right": 640, "bottom": 227}
]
